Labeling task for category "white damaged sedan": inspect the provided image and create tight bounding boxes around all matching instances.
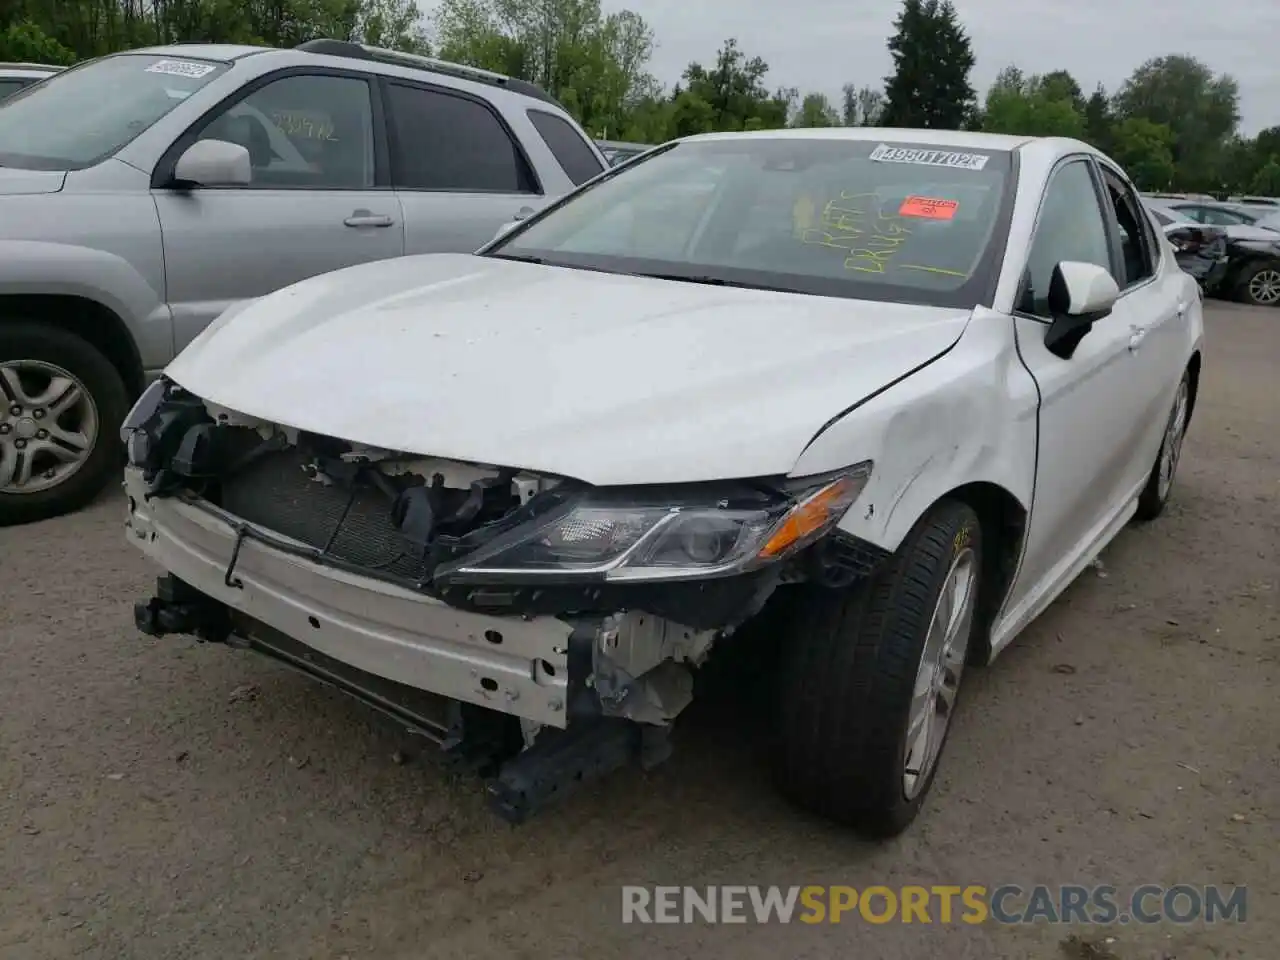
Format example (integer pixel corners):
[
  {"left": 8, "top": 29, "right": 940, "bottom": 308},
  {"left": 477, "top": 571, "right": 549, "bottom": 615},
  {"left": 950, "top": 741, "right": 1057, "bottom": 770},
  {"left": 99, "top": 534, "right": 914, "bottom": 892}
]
[{"left": 122, "top": 128, "right": 1203, "bottom": 836}]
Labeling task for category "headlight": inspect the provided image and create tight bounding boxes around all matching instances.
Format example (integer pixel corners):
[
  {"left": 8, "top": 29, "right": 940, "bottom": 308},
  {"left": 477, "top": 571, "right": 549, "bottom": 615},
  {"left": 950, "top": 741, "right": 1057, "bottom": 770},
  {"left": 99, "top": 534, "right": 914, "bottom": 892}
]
[{"left": 433, "top": 463, "right": 872, "bottom": 583}]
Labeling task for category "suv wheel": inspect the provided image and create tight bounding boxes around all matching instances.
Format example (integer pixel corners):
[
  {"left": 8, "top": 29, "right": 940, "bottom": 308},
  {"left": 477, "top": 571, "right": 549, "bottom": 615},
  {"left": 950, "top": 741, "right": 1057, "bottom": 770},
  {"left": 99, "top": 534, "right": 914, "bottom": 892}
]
[
  {"left": 774, "top": 499, "right": 982, "bottom": 837},
  {"left": 0, "top": 323, "right": 129, "bottom": 526}
]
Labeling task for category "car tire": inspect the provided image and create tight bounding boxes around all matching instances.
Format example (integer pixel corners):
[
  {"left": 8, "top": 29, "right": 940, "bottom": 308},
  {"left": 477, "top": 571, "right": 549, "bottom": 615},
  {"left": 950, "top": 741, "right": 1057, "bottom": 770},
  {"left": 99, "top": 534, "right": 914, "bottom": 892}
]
[
  {"left": 774, "top": 498, "right": 982, "bottom": 837},
  {"left": 1134, "top": 370, "right": 1190, "bottom": 522},
  {"left": 1235, "top": 261, "right": 1280, "bottom": 307},
  {"left": 0, "top": 323, "right": 129, "bottom": 527}
]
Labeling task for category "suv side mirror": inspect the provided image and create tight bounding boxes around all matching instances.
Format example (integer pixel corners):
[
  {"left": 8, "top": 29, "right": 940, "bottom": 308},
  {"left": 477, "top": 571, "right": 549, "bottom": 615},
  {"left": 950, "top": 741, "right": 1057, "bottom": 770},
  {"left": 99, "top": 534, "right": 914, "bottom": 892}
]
[
  {"left": 173, "top": 139, "right": 252, "bottom": 188},
  {"left": 1043, "top": 261, "right": 1119, "bottom": 359}
]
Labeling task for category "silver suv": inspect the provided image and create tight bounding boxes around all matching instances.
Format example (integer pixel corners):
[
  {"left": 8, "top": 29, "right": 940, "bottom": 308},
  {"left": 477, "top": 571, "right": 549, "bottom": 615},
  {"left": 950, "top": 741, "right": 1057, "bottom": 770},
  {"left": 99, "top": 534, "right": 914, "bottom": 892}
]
[
  {"left": 0, "top": 62, "right": 61, "bottom": 100},
  {"left": 0, "top": 40, "right": 606, "bottom": 525}
]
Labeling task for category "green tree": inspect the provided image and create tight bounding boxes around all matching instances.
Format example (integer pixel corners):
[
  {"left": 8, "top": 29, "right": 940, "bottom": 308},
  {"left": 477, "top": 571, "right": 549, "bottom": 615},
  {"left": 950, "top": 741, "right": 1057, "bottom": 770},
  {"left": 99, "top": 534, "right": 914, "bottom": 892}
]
[
  {"left": 981, "top": 66, "right": 1085, "bottom": 138},
  {"left": 1110, "top": 117, "right": 1176, "bottom": 190},
  {"left": 1083, "top": 84, "right": 1113, "bottom": 153},
  {"left": 1112, "top": 55, "right": 1239, "bottom": 190},
  {"left": 1251, "top": 158, "right": 1280, "bottom": 196},
  {"left": 679, "top": 38, "right": 791, "bottom": 131},
  {"left": 881, "top": 0, "right": 976, "bottom": 129},
  {"left": 794, "top": 91, "right": 838, "bottom": 127},
  {"left": 1039, "top": 69, "right": 1084, "bottom": 113},
  {"left": 0, "top": 20, "right": 76, "bottom": 63}
]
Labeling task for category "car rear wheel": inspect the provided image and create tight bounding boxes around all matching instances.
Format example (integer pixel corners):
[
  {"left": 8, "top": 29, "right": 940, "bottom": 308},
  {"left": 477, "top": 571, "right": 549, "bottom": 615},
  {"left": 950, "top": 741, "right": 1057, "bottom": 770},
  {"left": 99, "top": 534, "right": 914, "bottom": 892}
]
[
  {"left": 0, "top": 323, "right": 129, "bottom": 526},
  {"left": 774, "top": 499, "right": 982, "bottom": 837},
  {"left": 1238, "top": 262, "right": 1280, "bottom": 307},
  {"left": 1134, "top": 371, "right": 1190, "bottom": 522}
]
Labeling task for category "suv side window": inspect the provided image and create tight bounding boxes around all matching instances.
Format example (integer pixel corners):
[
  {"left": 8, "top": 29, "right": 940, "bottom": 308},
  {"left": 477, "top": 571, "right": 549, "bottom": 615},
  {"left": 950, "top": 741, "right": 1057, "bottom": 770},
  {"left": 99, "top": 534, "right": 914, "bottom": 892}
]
[
  {"left": 527, "top": 109, "right": 604, "bottom": 185},
  {"left": 385, "top": 83, "right": 537, "bottom": 193},
  {"left": 1099, "top": 165, "right": 1156, "bottom": 288},
  {"left": 192, "top": 74, "right": 376, "bottom": 189},
  {"left": 1020, "top": 159, "right": 1113, "bottom": 318}
]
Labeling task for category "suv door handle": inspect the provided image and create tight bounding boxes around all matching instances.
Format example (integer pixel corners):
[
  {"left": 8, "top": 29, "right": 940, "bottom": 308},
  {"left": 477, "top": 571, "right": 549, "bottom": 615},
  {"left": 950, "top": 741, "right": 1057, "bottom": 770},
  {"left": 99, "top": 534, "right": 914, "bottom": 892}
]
[
  {"left": 512, "top": 205, "right": 536, "bottom": 221},
  {"left": 344, "top": 210, "right": 394, "bottom": 228},
  {"left": 1128, "top": 327, "right": 1146, "bottom": 352}
]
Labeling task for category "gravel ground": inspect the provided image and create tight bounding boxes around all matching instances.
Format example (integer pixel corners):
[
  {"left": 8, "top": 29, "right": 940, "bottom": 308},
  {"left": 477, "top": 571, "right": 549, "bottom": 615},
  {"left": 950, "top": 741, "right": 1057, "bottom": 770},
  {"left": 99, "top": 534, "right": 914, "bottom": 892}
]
[{"left": 1, "top": 302, "right": 1276, "bottom": 960}]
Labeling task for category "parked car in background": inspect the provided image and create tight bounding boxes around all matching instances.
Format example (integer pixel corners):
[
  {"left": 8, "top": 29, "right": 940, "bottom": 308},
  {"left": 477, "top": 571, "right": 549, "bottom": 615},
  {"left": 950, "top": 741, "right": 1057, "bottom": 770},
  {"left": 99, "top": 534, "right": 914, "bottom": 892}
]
[
  {"left": 1147, "top": 207, "right": 1230, "bottom": 290},
  {"left": 0, "top": 62, "right": 61, "bottom": 99},
  {"left": 125, "top": 129, "right": 1202, "bottom": 836},
  {"left": 595, "top": 139, "right": 649, "bottom": 166},
  {"left": 1146, "top": 201, "right": 1280, "bottom": 307},
  {"left": 1156, "top": 198, "right": 1280, "bottom": 232},
  {"left": 0, "top": 40, "right": 605, "bottom": 526},
  {"left": 1228, "top": 195, "right": 1280, "bottom": 209}
]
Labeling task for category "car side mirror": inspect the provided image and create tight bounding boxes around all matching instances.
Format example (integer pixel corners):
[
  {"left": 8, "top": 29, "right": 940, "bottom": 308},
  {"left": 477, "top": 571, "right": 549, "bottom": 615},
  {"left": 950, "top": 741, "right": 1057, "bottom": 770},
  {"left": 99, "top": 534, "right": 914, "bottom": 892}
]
[
  {"left": 172, "top": 139, "right": 252, "bottom": 188},
  {"left": 1043, "top": 261, "right": 1120, "bottom": 359}
]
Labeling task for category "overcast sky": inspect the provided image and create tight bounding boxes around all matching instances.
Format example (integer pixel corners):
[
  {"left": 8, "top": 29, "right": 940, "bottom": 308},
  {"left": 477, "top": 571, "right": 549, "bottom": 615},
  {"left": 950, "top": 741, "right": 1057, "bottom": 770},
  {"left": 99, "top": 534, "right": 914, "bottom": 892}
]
[{"left": 602, "top": 0, "right": 1280, "bottom": 135}]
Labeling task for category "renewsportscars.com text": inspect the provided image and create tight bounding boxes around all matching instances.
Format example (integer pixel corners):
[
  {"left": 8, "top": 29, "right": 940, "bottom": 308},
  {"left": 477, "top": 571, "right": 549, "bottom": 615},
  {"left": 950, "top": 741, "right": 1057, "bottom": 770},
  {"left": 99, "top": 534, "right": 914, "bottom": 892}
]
[{"left": 621, "top": 885, "right": 1248, "bottom": 925}]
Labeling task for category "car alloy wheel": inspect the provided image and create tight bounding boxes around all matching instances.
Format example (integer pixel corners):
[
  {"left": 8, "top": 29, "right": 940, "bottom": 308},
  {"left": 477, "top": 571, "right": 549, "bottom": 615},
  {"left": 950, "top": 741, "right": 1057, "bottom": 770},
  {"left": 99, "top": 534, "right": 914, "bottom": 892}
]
[
  {"left": 1247, "top": 267, "right": 1280, "bottom": 306},
  {"left": 902, "top": 543, "right": 978, "bottom": 800},
  {"left": 1156, "top": 376, "right": 1189, "bottom": 502},
  {"left": 0, "top": 359, "right": 100, "bottom": 495}
]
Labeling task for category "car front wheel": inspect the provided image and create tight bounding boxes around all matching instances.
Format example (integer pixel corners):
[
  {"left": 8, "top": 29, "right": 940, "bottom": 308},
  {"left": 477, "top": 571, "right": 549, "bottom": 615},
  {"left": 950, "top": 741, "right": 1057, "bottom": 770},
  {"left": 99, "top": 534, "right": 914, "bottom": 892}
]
[
  {"left": 1237, "top": 261, "right": 1280, "bottom": 307},
  {"left": 0, "top": 323, "right": 129, "bottom": 526},
  {"left": 774, "top": 499, "right": 982, "bottom": 837}
]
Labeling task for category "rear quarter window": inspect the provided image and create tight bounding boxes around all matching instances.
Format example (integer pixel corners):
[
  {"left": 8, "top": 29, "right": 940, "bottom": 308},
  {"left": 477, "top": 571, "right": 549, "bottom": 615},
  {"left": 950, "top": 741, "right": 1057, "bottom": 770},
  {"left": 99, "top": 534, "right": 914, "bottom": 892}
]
[{"left": 527, "top": 109, "right": 604, "bottom": 186}]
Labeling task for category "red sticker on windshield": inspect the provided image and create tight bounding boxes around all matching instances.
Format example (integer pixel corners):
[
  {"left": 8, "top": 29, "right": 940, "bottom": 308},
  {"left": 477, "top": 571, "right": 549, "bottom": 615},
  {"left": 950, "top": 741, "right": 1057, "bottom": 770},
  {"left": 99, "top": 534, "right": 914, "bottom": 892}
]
[{"left": 899, "top": 196, "right": 958, "bottom": 220}]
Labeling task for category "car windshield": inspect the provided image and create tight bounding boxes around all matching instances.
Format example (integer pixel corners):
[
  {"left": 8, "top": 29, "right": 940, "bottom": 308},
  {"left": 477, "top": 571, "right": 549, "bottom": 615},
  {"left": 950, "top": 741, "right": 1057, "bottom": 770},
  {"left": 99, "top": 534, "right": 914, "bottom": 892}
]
[
  {"left": 0, "top": 53, "right": 228, "bottom": 170},
  {"left": 488, "top": 137, "right": 1013, "bottom": 308}
]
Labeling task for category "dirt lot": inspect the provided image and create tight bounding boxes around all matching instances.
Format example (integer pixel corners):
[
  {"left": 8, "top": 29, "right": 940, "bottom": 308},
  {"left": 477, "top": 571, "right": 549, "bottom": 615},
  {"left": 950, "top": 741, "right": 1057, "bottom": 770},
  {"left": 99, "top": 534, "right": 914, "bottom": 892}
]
[{"left": 1, "top": 302, "right": 1276, "bottom": 960}]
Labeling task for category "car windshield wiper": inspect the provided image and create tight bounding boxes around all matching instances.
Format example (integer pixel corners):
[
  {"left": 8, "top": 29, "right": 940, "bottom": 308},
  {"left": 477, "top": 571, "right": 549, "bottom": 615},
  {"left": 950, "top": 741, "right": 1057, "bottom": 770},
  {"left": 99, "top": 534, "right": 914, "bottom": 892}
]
[
  {"left": 634, "top": 272, "right": 804, "bottom": 293},
  {"left": 486, "top": 252, "right": 546, "bottom": 265}
]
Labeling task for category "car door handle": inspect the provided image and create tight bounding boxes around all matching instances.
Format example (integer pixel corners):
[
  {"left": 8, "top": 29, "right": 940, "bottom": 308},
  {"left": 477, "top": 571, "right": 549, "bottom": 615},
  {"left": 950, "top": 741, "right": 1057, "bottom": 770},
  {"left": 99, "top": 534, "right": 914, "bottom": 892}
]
[
  {"left": 1128, "top": 327, "right": 1147, "bottom": 352},
  {"left": 344, "top": 210, "right": 395, "bottom": 228},
  {"left": 512, "top": 205, "right": 536, "bottom": 221}
]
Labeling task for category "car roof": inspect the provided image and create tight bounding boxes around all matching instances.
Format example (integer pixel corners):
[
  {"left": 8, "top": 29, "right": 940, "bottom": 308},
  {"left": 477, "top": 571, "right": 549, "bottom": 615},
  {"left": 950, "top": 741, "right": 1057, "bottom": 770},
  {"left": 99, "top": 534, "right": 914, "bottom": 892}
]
[
  {"left": 0, "top": 62, "right": 62, "bottom": 75},
  {"left": 124, "top": 43, "right": 271, "bottom": 61},
  {"left": 672, "top": 127, "right": 1108, "bottom": 162}
]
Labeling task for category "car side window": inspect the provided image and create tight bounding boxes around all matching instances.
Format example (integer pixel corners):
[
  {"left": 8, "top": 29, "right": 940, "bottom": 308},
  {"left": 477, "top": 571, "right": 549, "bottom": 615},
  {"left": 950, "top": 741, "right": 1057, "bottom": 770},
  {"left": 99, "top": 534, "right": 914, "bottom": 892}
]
[
  {"left": 1099, "top": 167, "right": 1156, "bottom": 288},
  {"left": 385, "top": 83, "right": 537, "bottom": 193},
  {"left": 527, "top": 109, "right": 604, "bottom": 186},
  {"left": 1020, "top": 160, "right": 1113, "bottom": 318},
  {"left": 0, "top": 79, "right": 27, "bottom": 99},
  {"left": 1174, "top": 205, "right": 1210, "bottom": 224},
  {"left": 191, "top": 74, "right": 376, "bottom": 189}
]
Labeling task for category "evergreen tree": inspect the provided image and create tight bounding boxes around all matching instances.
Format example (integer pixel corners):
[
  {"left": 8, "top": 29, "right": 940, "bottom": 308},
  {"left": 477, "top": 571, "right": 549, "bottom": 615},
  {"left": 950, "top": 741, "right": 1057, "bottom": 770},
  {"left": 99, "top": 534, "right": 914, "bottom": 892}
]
[{"left": 880, "top": 0, "right": 976, "bottom": 130}]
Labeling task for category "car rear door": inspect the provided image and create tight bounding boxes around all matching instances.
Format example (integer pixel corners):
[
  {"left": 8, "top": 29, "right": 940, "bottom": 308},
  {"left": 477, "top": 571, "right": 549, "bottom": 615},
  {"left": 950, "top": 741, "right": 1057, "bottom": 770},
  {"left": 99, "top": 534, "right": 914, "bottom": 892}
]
[
  {"left": 1005, "top": 157, "right": 1153, "bottom": 611},
  {"left": 153, "top": 69, "right": 405, "bottom": 353},
  {"left": 1095, "top": 160, "right": 1189, "bottom": 494},
  {"left": 381, "top": 80, "right": 554, "bottom": 255}
]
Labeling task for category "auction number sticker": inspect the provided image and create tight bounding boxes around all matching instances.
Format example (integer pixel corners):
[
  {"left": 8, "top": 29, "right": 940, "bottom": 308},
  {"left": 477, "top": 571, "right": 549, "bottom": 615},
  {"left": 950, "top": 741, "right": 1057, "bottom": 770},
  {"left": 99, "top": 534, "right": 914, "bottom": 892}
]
[
  {"left": 869, "top": 144, "right": 990, "bottom": 170},
  {"left": 899, "top": 196, "right": 959, "bottom": 220},
  {"left": 145, "top": 59, "right": 217, "bottom": 79}
]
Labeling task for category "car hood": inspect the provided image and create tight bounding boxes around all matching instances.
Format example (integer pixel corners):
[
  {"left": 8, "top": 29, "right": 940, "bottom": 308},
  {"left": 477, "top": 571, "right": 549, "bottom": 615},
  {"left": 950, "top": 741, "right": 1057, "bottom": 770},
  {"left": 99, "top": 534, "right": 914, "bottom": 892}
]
[
  {"left": 0, "top": 168, "right": 65, "bottom": 195},
  {"left": 166, "top": 254, "right": 972, "bottom": 486}
]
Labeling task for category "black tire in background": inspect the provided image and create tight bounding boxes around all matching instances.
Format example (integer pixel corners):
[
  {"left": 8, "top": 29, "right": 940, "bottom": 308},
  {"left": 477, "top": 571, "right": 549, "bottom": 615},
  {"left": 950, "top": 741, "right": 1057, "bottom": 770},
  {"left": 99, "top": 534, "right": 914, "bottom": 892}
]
[
  {"left": 0, "top": 322, "right": 130, "bottom": 527},
  {"left": 774, "top": 499, "right": 983, "bottom": 837}
]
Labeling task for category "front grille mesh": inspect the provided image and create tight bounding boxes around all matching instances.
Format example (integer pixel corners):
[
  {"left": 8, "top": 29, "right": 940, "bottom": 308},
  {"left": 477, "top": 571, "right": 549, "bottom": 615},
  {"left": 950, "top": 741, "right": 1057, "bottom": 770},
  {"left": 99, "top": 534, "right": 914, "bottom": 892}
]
[{"left": 220, "top": 449, "right": 432, "bottom": 582}]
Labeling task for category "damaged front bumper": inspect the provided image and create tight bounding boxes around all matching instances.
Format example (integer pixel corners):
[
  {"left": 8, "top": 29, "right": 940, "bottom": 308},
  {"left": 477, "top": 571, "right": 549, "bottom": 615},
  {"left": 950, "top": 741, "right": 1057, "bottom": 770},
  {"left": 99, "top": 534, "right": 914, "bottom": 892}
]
[{"left": 120, "top": 381, "right": 885, "bottom": 821}]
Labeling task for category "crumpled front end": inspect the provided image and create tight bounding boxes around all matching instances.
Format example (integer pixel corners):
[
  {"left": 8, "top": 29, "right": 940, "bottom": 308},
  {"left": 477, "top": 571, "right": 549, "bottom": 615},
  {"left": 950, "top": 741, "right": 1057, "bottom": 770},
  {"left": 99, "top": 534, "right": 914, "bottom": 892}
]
[{"left": 122, "top": 379, "right": 886, "bottom": 821}]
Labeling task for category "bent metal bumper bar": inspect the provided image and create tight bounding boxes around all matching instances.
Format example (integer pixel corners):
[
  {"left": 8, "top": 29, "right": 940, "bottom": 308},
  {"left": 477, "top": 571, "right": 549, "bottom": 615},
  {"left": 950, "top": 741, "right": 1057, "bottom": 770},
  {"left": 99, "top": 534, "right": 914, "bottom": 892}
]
[{"left": 123, "top": 467, "right": 573, "bottom": 728}]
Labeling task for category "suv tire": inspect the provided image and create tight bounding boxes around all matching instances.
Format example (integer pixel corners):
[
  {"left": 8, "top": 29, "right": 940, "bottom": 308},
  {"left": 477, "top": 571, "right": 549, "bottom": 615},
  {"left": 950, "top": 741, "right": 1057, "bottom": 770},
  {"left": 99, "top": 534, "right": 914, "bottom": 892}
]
[{"left": 0, "top": 323, "right": 129, "bottom": 526}]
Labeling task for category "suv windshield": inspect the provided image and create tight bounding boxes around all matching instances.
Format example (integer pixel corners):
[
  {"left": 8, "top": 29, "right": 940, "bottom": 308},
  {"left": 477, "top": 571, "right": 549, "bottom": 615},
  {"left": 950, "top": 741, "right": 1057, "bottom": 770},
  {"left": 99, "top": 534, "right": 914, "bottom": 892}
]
[
  {"left": 490, "top": 137, "right": 1013, "bottom": 307},
  {"left": 0, "top": 53, "right": 229, "bottom": 170}
]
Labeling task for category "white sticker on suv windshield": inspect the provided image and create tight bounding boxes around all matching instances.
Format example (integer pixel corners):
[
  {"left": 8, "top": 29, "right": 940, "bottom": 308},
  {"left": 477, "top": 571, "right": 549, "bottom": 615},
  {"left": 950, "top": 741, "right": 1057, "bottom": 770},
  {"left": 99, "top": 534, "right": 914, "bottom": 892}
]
[
  {"left": 869, "top": 144, "right": 990, "bottom": 170},
  {"left": 145, "top": 59, "right": 216, "bottom": 79}
]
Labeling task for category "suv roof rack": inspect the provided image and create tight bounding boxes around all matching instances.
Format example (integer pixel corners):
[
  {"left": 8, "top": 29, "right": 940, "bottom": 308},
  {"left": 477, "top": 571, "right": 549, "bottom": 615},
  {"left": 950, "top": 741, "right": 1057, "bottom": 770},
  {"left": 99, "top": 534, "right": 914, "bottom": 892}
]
[{"left": 295, "top": 39, "right": 563, "bottom": 109}]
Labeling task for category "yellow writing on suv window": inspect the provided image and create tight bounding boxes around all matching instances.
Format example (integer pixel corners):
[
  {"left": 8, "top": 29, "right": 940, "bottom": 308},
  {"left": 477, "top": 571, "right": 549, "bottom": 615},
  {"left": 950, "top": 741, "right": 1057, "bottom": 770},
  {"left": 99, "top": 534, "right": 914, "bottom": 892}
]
[
  {"left": 271, "top": 111, "right": 338, "bottom": 142},
  {"left": 796, "top": 192, "right": 913, "bottom": 274}
]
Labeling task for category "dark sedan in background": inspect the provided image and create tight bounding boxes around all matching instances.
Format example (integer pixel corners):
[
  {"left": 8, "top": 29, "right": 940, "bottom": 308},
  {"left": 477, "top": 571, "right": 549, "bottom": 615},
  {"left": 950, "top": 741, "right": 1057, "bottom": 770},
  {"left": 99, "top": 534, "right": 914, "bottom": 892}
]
[{"left": 1148, "top": 203, "right": 1280, "bottom": 307}]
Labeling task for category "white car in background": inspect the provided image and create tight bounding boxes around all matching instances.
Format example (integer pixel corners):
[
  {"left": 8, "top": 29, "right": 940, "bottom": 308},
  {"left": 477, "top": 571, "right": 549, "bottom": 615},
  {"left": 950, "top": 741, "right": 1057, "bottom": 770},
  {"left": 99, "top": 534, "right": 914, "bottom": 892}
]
[
  {"left": 0, "top": 61, "right": 60, "bottom": 99},
  {"left": 123, "top": 129, "right": 1203, "bottom": 836}
]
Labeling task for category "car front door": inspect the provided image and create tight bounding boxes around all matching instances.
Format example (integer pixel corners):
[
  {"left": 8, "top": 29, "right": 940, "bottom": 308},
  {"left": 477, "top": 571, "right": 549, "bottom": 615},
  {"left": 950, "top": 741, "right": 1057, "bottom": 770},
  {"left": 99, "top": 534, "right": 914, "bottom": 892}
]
[
  {"left": 1006, "top": 157, "right": 1155, "bottom": 612},
  {"left": 380, "top": 80, "right": 554, "bottom": 255},
  {"left": 153, "top": 70, "right": 405, "bottom": 353}
]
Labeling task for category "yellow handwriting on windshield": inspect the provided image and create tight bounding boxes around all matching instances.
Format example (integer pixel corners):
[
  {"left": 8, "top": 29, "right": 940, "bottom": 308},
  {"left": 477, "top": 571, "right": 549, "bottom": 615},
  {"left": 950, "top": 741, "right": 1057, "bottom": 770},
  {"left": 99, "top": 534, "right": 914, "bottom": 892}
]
[{"left": 800, "top": 192, "right": 916, "bottom": 274}]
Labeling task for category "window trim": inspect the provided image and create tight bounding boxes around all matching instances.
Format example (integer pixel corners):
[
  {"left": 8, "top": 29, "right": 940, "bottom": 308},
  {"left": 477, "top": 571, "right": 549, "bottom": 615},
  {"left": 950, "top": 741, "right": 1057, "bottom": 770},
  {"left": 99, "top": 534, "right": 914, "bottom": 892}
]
[
  {"left": 1095, "top": 159, "right": 1160, "bottom": 295},
  {"left": 150, "top": 66, "right": 391, "bottom": 191},
  {"left": 378, "top": 75, "right": 542, "bottom": 196},
  {"left": 525, "top": 107, "right": 605, "bottom": 186},
  {"left": 1014, "top": 154, "right": 1116, "bottom": 325}
]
